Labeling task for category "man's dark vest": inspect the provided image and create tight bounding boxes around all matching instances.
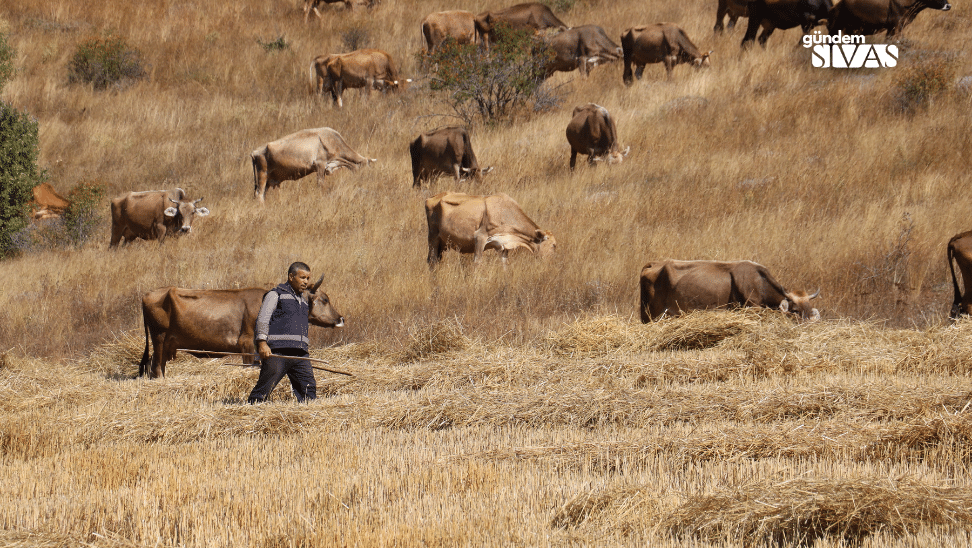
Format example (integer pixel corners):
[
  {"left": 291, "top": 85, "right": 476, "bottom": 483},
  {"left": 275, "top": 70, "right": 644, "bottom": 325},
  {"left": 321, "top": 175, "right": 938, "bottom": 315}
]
[{"left": 266, "top": 283, "right": 309, "bottom": 352}]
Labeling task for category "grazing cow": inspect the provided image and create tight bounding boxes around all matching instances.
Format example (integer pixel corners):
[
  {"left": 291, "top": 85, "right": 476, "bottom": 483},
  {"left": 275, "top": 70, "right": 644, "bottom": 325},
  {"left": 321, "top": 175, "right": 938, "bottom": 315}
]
[
  {"left": 715, "top": 0, "right": 749, "bottom": 32},
  {"left": 31, "top": 183, "right": 70, "bottom": 221},
  {"left": 425, "top": 192, "right": 556, "bottom": 266},
  {"left": 139, "top": 280, "right": 344, "bottom": 378},
  {"left": 251, "top": 127, "right": 375, "bottom": 203},
  {"left": 622, "top": 24, "right": 712, "bottom": 83},
  {"left": 304, "top": 0, "right": 376, "bottom": 24},
  {"left": 639, "top": 260, "right": 820, "bottom": 322},
  {"left": 741, "top": 0, "right": 833, "bottom": 47},
  {"left": 309, "top": 49, "right": 407, "bottom": 108},
  {"left": 828, "top": 0, "right": 951, "bottom": 37},
  {"left": 475, "top": 2, "right": 568, "bottom": 46},
  {"left": 109, "top": 188, "right": 209, "bottom": 247},
  {"left": 410, "top": 127, "right": 493, "bottom": 187},
  {"left": 545, "top": 25, "right": 623, "bottom": 77},
  {"left": 947, "top": 231, "right": 972, "bottom": 319},
  {"left": 422, "top": 10, "right": 478, "bottom": 52},
  {"left": 566, "top": 103, "right": 629, "bottom": 169}
]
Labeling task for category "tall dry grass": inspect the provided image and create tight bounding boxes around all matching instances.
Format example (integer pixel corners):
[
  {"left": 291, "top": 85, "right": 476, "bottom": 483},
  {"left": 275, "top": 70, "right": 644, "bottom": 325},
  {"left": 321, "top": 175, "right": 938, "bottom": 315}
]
[
  {"left": 2, "top": 0, "right": 972, "bottom": 545},
  {"left": 0, "top": 0, "right": 970, "bottom": 355}
]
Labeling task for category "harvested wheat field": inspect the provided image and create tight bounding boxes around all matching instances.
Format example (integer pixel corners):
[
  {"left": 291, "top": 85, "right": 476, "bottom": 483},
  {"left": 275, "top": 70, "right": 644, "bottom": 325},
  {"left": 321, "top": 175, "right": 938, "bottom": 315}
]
[{"left": 2, "top": 0, "right": 972, "bottom": 545}]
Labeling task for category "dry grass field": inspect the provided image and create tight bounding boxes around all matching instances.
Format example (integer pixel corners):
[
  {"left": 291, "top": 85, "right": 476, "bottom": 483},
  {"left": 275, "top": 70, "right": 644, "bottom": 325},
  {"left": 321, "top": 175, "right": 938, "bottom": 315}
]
[{"left": 2, "top": 0, "right": 972, "bottom": 545}]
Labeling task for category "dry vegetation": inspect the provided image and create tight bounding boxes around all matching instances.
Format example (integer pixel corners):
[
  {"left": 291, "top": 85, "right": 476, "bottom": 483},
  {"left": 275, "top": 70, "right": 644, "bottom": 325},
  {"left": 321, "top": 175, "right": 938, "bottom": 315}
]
[{"left": 1, "top": 0, "right": 972, "bottom": 545}]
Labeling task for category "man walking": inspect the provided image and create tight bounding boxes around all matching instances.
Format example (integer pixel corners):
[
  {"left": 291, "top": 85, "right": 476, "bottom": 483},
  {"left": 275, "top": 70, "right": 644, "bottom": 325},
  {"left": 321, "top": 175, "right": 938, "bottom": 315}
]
[{"left": 248, "top": 261, "right": 317, "bottom": 404}]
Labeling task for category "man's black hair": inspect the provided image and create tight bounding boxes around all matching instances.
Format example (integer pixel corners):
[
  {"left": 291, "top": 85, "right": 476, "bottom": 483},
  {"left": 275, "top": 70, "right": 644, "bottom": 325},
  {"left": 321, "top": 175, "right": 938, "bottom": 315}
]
[{"left": 288, "top": 262, "right": 311, "bottom": 276}]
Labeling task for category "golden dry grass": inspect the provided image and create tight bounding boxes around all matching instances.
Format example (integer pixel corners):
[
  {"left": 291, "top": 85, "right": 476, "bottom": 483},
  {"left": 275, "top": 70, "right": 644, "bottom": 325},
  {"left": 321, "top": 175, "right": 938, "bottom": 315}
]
[{"left": 3, "top": 0, "right": 972, "bottom": 545}]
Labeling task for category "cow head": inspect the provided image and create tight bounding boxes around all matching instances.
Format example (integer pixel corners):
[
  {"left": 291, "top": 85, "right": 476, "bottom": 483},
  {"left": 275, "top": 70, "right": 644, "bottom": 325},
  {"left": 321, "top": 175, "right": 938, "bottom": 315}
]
[
  {"left": 305, "top": 273, "right": 345, "bottom": 328},
  {"left": 594, "top": 146, "right": 630, "bottom": 165},
  {"left": 461, "top": 166, "right": 494, "bottom": 181},
  {"left": 694, "top": 51, "right": 712, "bottom": 69},
  {"left": 535, "top": 229, "right": 557, "bottom": 259},
  {"left": 164, "top": 197, "right": 209, "bottom": 234},
  {"left": 779, "top": 289, "right": 821, "bottom": 321},
  {"left": 921, "top": 0, "right": 951, "bottom": 10}
]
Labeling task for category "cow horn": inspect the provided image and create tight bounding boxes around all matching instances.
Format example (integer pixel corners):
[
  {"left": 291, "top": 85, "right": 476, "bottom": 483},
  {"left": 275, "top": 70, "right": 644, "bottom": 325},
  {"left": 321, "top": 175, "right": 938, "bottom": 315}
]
[
  {"left": 809, "top": 288, "right": 821, "bottom": 300},
  {"left": 193, "top": 198, "right": 204, "bottom": 204},
  {"left": 311, "top": 273, "right": 325, "bottom": 293}
]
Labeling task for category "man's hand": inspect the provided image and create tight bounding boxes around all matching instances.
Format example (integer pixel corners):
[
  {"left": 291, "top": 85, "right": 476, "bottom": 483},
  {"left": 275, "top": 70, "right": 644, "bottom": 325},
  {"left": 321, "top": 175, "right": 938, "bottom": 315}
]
[{"left": 258, "top": 341, "right": 271, "bottom": 360}]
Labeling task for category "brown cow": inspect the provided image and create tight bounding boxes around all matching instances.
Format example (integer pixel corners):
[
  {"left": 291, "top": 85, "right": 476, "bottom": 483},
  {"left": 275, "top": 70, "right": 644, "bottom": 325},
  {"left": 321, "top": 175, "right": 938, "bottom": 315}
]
[
  {"left": 545, "top": 25, "right": 623, "bottom": 78},
  {"left": 422, "top": 10, "right": 478, "bottom": 52},
  {"left": 566, "top": 103, "right": 629, "bottom": 169},
  {"left": 742, "top": 0, "right": 832, "bottom": 47},
  {"left": 251, "top": 127, "right": 375, "bottom": 203},
  {"left": 139, "top": 279, "right": 344, "bottom": 378},
  {"left": 622, "top": 23, "right": 711, "bottom": 83},
  {"left": 31, "top": 183, "right": 71, "bottom": 221},
  {"left": 639, "top": 260, "right": 820, "bottom": 323},
  {"left": 425, "top": 191, "right": 556, "bottom": 266},
  {"left": 110, "top": 188, "right": 209, "bottom": 247},
  {"left": 410, "top": 127, "right": 493, "bottom": 187},
  {"left": 304, "top": 0, "right": 376, "bottom": 24},
  {"left": 947, "top": 231, "right": 972, "bottom": 318},
  {"left": 309, "top": 49, "right": 407, "bottom": 108},
  {"left": 828, "top": 0, "right": 950, "bottom": 37},
  {"left": 475, "top": 2, "right": 568, "bottom": 46},
  {"left": 714, "top": 0, "right": 749, "bottom": 32}
]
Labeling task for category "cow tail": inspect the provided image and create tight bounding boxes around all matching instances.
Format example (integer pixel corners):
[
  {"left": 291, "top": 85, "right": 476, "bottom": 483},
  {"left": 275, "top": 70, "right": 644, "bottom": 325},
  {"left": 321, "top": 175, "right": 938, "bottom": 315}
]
[
  {"left": 949, "top": 240, "right": 962, "bottom": 316},
  {"left": 138, "top": 304, "right": 151, "bottom": 377}
]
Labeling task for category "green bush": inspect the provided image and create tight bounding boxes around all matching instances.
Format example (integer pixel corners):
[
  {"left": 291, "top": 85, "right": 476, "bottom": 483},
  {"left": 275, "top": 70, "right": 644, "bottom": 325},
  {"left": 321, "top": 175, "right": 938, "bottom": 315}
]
[
  {"left": 0, "top": 101, "right": 45, "bottom": 258},
  {"left": 893, "top": 52, "right": 957, "bottom": 111},
  {"left": 64, "top": 180, "right": 107, "bottom": 246},
  {"left": 68, "top": 35, "right": 147, "bottom": 90},
  {"left": 257, "top": 35, "right": 289, "bottom": 52},
  {"left": 423, "top": 22, "right": 554, "bottom": 123}
]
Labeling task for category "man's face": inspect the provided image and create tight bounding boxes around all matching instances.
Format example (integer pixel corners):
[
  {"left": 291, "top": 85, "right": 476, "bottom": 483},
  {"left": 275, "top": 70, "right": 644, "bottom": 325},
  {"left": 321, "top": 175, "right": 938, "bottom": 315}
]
[{"left": 288, "top": 269, "right": 312, "bottom": 293}]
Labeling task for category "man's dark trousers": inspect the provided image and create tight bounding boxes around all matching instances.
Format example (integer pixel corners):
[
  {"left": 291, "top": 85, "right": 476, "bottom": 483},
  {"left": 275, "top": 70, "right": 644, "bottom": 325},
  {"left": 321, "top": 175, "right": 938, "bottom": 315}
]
[{"left": 247, "top": 348, "right": 316, "bottom": 403}]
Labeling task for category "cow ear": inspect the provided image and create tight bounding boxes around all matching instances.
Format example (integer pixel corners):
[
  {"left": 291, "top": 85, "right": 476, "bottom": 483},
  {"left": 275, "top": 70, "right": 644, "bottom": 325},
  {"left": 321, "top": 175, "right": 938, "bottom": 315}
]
[
  {"left": 164, "top": 207, "right": 178, "bottom": 217},
  {"left": 195, "top": 207, "right": 210, "bottom": 216},
  {"left": 535, "top": 229, "right": 547, "bottom": 242},
  {"left": 778, "top": 300, "right": 790, "bottom": 313}
]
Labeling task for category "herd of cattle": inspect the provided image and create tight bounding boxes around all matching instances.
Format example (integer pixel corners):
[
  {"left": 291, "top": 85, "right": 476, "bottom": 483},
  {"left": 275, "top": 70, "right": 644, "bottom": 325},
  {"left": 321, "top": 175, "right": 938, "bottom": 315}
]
[{"left": 90, "top": 0, "right": 958, "bottom": 377}]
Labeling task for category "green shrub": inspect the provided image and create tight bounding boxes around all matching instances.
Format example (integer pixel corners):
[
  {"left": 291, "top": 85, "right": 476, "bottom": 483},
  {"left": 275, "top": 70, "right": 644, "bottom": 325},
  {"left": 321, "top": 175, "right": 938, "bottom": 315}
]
[
  {"left": 0, "top": 102, "right": 45, "bottom": 258},
  {"left": 64, "top": 180, "right": 107, "bottom": 246},
  {"left": 893, "top": 52, "right": 957, "bottom": 111},
  {"left": 68, "top": 35, "right": 147, "bottom": 90},
  {"left": 257, "top": 35, "right": 289, "bottom": 52},
  {"left": 423, "top": 22, "right": 554, "bottom": 123}
]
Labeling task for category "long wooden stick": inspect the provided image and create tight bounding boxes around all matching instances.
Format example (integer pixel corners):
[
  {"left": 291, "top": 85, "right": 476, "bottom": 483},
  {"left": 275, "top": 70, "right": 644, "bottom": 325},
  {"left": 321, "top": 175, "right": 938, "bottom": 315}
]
[{"left": 177, "top": 349, "right": 354, "bottom": 377}]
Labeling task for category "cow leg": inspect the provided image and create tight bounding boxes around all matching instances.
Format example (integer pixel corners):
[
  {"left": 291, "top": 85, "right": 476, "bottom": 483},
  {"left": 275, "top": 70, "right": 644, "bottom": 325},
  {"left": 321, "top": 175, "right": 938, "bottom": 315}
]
[
  {"left": 664, "top": 57, "right": 675, "bottom": 80},
  {"left": 500, "top": 249, "right": 510, "bottom": 269},
  {"left": 758, "top": 25, "right": 774, "bottom": 47},
  {"left": 453, "top": 164, "right": 462, "bottom": 183},
  {"left": 110, "top": 223, "right": 123, "bottom": 247},
  {"left": 569, "top": 149, "right": 578, "bottom": 170},
  {"left": 634, "top": 65, "right": 645, "bottom": 81},
  {"left": 253, "top": 154, "right": 269, "bottom": 203},
  {"left": 623, "top": 60, "right": 634, "bottom": 85},
  {"left": 150, "top": 332, "right": 166, "bottom": 378},
  {"left": 473, "top": 229, "right": 489, "bottom": 263}
]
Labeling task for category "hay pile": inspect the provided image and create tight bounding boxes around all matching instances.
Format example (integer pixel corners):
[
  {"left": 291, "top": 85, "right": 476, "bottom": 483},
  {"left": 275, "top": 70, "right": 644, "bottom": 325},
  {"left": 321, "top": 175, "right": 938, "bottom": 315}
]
[
  {"left": 661, "top": 478, "right": 972, "bottom": 545},
  {"left": 395, "top": 319, "right": 474, "bottom": 362}
]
